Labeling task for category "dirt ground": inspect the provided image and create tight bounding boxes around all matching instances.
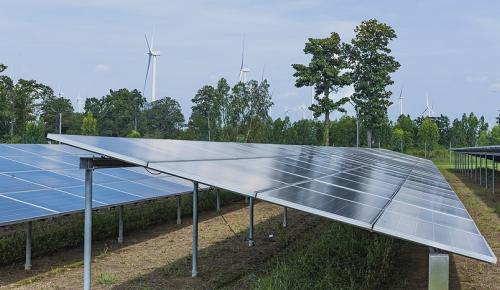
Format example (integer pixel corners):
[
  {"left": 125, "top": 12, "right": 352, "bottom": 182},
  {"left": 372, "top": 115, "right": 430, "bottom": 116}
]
[
  {"left": 0, "top": 168, "right": 498, "bottom": 290},
  {"left": 0, "top": 201, "right": 328, "bottom": 289}
]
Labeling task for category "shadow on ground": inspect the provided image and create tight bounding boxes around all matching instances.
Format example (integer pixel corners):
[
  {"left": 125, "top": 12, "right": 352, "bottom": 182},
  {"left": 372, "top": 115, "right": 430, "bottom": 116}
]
[{"left": 0, "top": 197, "right": 247, "bottom": 287}]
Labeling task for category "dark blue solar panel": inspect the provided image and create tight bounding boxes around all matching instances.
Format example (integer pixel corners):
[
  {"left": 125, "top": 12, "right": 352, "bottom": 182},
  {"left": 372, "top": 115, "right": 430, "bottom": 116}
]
[
  {"left": 0, "top": 174, "right": 45, "bottom": 193},
  {"left": 98, "top": 168, "right": 150, "bottom": 180},
  {"left": 0, "top": 195, "right": 55, "bottom": 224},
  {"left": 63, "top": 185, "right": 142, "bottom": 204},
  {"left": 0, "top": 157, "right": 38, "bottom": 173},
  {"left": 132, "top": 177, "right": 192, "bottom": 193},
  {"left": 0, "top": 145, "right": 24, "bottom": 156},
  {"left": 52, "top": 169, "right": 123, "bottom": 184},
  {"left": 7, "top": 155, "right": 75, "bottom": 170},
  {"left": 6, "top": 190, "right": 87, "bottom": 212},
  {"left": 9, "top": 171, "right": 83, "bottom": 188}
]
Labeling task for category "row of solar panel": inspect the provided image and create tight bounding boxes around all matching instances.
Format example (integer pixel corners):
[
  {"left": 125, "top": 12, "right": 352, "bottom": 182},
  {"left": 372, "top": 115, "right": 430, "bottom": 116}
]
[
  {"left": 0, "top": 144, "right": 195, "bottom": 226},
  {"left": 46, "top": 135, "right": 497, "bottom": 263}
]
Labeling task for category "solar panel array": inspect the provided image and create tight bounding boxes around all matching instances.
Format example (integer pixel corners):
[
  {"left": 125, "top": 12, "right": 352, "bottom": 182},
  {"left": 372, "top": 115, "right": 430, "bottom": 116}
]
[
  {"left": 47, "top": 134, "right": 497, "bottom": 263},
  {"left": 0, "top": 144, "right": 195, "bottom": 227}
]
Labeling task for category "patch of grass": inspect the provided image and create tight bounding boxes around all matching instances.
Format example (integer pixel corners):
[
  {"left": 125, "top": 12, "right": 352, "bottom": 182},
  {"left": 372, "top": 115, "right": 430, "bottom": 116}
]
[
  {"left": 253, "top": 223, "right": 395, "bottom": 290},
  {"left": 95, "top": 272, "right": 118, "bottom": 285}
]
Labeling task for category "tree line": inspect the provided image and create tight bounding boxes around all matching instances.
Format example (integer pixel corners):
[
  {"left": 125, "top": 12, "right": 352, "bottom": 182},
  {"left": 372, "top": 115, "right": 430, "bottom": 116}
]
[{"left": 1, "top": 19, "right": 499, "bottom": 153}]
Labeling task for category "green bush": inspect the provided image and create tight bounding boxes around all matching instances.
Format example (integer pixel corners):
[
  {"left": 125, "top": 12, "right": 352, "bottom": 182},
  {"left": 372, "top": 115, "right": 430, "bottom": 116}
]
[{"left": 255, "top": 223, "right": 394, "bottom": 290}]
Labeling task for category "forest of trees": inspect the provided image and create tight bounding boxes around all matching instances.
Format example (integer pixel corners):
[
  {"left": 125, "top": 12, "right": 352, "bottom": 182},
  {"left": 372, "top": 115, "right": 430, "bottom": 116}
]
[{"left": 1, "top": 20, "right": 499, "bottom": 155}]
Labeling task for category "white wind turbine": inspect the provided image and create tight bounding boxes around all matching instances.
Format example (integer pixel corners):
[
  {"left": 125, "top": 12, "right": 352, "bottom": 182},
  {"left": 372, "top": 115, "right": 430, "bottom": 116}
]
[
  {"left": 239, "top": 37, "right": 250, "bottom": 82},
  {"left": 398, "top": 88, "right": 404, "bottom": 116},
  {"left": 143, "top": 32, "right": 161, "bottom": 102},
  {"left": 76, "top": 92, "right": 83, "bottom": 113},
  {"left": 421, "top": 93, "right": 435, "bottom": 117}
]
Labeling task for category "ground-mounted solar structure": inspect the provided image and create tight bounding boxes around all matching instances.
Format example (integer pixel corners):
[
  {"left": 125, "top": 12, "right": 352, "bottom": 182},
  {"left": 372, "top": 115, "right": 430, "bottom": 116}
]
[
  {"left": 0, "top": 143, "right": 206, "bottom": 270},
  {"left": 452, "top": 145, "right": 498, "bottom": 194},
  {"left": 45, "top": 134, "right": 497, "bottom": 290}
]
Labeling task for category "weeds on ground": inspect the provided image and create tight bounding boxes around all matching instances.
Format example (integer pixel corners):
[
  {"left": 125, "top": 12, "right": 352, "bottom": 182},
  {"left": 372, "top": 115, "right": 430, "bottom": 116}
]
[
  {"left": 254, "top": 223, "right": 394, "bottom": 290},
  {"left": 95, "top": 272, "right": 118, "bottom": 285}
]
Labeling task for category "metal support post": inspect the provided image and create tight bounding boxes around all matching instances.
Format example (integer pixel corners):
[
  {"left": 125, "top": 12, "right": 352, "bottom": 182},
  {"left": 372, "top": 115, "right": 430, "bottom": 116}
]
[
  {"left": 176, "top": 195, "right": 182, "bottom": 225},
  {"left": 216, "top": 189, "right": 221, "bottom": 213},
  {"left": 248, "top": 197, "right": 255, "bottom": 247},
  {"left": 428, "top": 248, "right": 449, "bottom": 290},
  {"left": 485, "top": 156, "right": 488, "bottom": 189},
  {"left": 480, "top": 156, "right": 482, "bottom": 186},
  {"left": 475, "top": 155, "right": 477, "bottom": 183},
  {"left": 117, "top": 205, "right": 124, "bottom": 244},
  {"left": 83, "top": 162, "right": 93, "bottom": 290},
  {"left": 492, "top": 157, "right": 495, "bottom": 195},
  {"left": 25, "top": 221, "right": 32, "bottom": 270},
  {"left": 192, "top": 182, "right": 199, "bottom": 277},
  {"left": 283, "top": 206, "right": 288, "bottom": 227}
]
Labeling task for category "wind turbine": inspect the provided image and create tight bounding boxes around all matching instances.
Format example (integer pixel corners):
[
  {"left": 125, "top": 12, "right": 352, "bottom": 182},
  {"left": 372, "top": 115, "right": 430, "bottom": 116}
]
[
  {"left": 239, "top": 37, "right": 250, "bottom": 83},
  {"left": 420, "top": 93, "right": 435, "bottom": 117},
  {"left": 299, "top": 104, "right": 307, "bottom": 119},
  {"left": 76, "top": 91, "right": 83, "bottom": 113},
  {"left": 143, "top": 32, "right": 161, "bottom": 102},
  {"left": 398, "top": 88, "right": 404, "bottom": 116}
]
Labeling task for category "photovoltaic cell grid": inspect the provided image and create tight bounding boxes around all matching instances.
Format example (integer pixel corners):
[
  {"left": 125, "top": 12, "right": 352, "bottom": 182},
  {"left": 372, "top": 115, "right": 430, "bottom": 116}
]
[
  {"left": 0, "top": 144, "right": 195, "bottom": 227},
  {"left": 47, "top": 134, "right": 497, "bottom": 263}
]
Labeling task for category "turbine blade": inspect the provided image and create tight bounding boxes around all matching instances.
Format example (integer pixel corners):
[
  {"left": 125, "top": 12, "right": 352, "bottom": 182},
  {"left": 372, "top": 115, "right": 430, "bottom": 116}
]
[
  {"left": 240, "top": 35, "right": 245, "bottom": 70},
  {"left": 145, "top": 34, "right": 151, "bottom": 52},
  {"left": 143, "top": 55, "right": 152, "bottom": 95}
]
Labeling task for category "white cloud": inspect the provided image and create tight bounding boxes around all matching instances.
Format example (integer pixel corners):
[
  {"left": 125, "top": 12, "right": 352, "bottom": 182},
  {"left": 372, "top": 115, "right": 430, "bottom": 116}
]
[
  {"left": 488, "top": 82, "right": 500, "bottom": 92},
  {"left": 95, "top": 64, "right": 111, "bottom": 72}
]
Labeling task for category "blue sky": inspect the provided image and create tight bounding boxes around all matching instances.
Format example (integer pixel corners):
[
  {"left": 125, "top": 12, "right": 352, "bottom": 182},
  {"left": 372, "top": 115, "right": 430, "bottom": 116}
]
[{"left": 1, "top": 0, "right": 499, "bottom": 126}]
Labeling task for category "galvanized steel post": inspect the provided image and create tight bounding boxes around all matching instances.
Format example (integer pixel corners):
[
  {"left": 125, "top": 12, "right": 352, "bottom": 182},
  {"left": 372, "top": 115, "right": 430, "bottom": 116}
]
[
  {"left": 192, "top": 182, "right": 199, "bottom": 277},
  {"left": 216, "top": 189, "right": 221, "bottom": 213},
  {"left": 428, "top": 248, "right": 449, "bottom": 290},
  {"left": 117, "top": 205, "right": 124, "bottom": 244},
  {"left": 485, "top": 156, "right": 488, "bottom": 189},
  {"left": 248, "top": 197, "right": 255, "bottom": 246},
  {"left": 480, "top": 156, "right": 482, "bottom": 186},
  {"left": 24, "top": 221, "right": 32, "bottom": 270},
  {"left": 83, "top": 163, "right": 93, "bottom": 290},
  {"left": 176, "top": 195, "right": 182, "bottom": 225},
  {"left": 492, "top": 156, "right": 495, "bottom": 195},
  {"left": 283, "top": 207, "right": 288, "bottom": 227}
]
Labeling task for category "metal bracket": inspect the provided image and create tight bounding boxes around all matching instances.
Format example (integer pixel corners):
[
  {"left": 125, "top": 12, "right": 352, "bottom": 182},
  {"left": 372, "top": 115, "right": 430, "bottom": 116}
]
[{"left": 79, "top": 157, "right": 135, "bottom": 169}]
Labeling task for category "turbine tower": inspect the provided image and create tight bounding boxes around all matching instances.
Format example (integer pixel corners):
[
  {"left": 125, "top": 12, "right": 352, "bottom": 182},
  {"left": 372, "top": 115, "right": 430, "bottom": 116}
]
[
  {"left": 76, "top": 92, "right": 83, "bottom": 113},
  {"left": 143, "top": 32, "right": 161, "bottom": 102},
  {"left": 239, "top": 37, "right": 250, "bottom": 82},
  {"left": 398, "top": 88, "right": 404, "bottom": 116}
]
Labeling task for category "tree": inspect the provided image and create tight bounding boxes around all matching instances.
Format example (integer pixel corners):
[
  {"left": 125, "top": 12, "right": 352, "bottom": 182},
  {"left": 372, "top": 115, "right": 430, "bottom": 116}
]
[
  {"left": 40, "top": 96, "right": 74, "bottom": 134},
  {"left": 418, "top": 118, "right": 439, "bottom": 151},
  {"left": 330, "top": 116, "right": 357, "bottom": 146},
  {"left": 292, "top": 32, "right": 351, "bottom": 145},
  {"left": 348, "top": 19, "right": 400, "bottom": 147},
  {"left": 126, "top": 130, "right": 141, "bottom": 138},
  {"left": 140, "top": 97, "right": 185, "bottom": 139},
  {"left": 392, "top": 127, "right": 404, "bottom": 152},
  {"left": 81, "top": 112, "right": 98, "bottom": 135},
  {"left": 491, "top": 125, "right": 500, "bottom": 144},
  {"left": 23, "top": 118, "right": 46, "bottom": 144},
  {"left": 394, "top": 115, "right": 416, "bottom": 148},
  {"left": 0, "top": 64, "right": 14, "bottom": 136}
]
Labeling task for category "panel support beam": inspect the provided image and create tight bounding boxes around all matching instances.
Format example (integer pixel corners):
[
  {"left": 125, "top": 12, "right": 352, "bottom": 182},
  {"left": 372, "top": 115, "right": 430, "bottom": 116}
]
[
  {"left": 428, "top": 248, "right": 449, "bottom": 290},
  {"left": 248, "top": 197, "right": 255, "bottom": 247},
  {"left": 24, "top": 221, "right": 32, "bottom": 270},
  {"left": 117, "top": 205, "right": 124, "bottom": 244},
  {"left": 191, "top": 182, "right": 199, "bottom": 277}
]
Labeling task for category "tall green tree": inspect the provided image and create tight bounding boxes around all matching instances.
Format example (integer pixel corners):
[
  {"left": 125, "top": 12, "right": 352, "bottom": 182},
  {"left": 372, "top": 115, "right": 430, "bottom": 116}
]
[
  {"left": 348, "top": 19, "right": 400, "bottom": 147},
  {"left": 418, "top": 117, "right": 439, "bottom": 150},
  {"left": 23, "top": 118, "right": 46, "bottom": 144},
  {"left": 0, "top": 64, "right": 14, "bottom": 136},
  {"left": 330, "top": 116, "right": 357, "bottom": 146},
  {"left": 140, "top": 97, "right": 185, "bottom": 139},
  {"left": 40, "top": 96, "right": 74, "bottom": 134},
  {"left": 292, "top": 32, "right": 351, "bottom": 146},
  {"left": 81, "top": 112, "right": 98, "bottom": 135}
]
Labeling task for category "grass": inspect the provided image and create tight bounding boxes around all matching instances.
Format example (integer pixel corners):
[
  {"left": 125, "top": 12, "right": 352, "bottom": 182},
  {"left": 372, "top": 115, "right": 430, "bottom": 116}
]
[
  {"left": 253, "top": 223, "right": 394, "bottom": 290},
  {"left": 95, "top": 272, "right": 119, "bottom": 285},
  {"left": 0, "top": 189, "right": 239, "bottom": 266}
]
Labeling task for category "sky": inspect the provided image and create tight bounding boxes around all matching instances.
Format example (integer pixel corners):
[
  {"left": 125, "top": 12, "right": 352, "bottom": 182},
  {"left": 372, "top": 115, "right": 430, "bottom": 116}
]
[{"left": 1, "top": 0, "right": 499, "bottom": 126}]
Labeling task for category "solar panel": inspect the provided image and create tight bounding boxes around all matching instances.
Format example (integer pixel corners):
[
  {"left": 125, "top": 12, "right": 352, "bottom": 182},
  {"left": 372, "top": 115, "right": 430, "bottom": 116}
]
[
  {"left": 47, "top": 134, "right": 497, "bottom": 264},
  {"left": 0, "top": 144, "right": 196, "bottom": 227}
]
